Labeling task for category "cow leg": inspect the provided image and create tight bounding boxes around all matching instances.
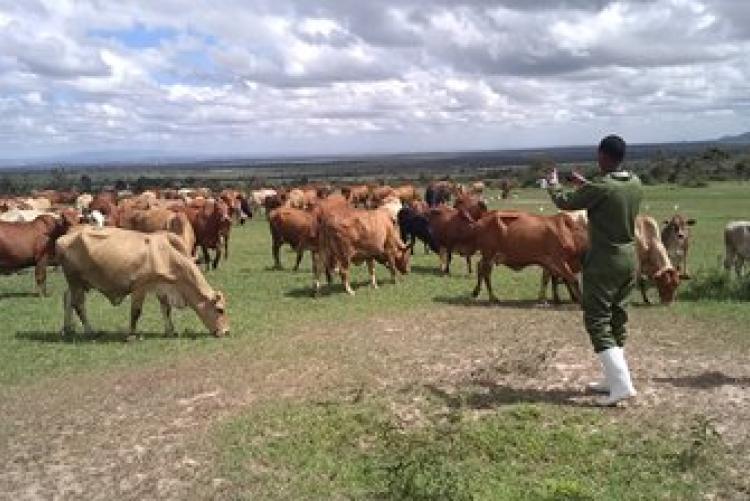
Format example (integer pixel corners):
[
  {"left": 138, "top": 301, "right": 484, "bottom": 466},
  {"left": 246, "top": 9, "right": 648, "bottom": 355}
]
[
  {"left": 639, "top": 277, "right": 651, "bottom": 304},
  {"left": 201, "top": 246, "right": 211, "bottom": 271},
  {"left": 69, "top": 286, "right": 92, "bottom": 335},
  {"left": 129, "top": 290, "right": 147, "bottom": 341},
  {"left": 158, "top": 295, "right": 176, "bottom": 336},
  {"left": 212, "top": 245, "right": 221, "bottom": 269},
  {"left": 466, "top": 255, "right": 472, "bottom": 275},
  {"left": 538, "top": 270, "right": 550, "bottom": 303},
  {"left": 566, "top": 278, "right": 582, "bottom": 304},
  {"left": 293, "top": 247, "right": 304, "bottom": 271},
  {"left": 554, "top": 277, "right": 564, "bottom": 304},
  {"left": 272, "top": 237, "right": 283, "bottom": 270},
  {"left": 311, "top": 251, "right": 322, "bottom": 296},
  {"left": 224, "top": 233, "right": 230, "bottom": 261},
  {"left": 482, "top": 258, "right": 497, "bottom": 302},
  {"left": 34, "top": 258, "right": 48, "bottom": 297},
  {"left": 472, "top": 258, "right": 484, "bottom": 298},
  {"left": 62, "top": 289, "right": 75, "bottom": 335},
  {"left": 340, "top": 261, "right": 355, "bottom": 295},
  {"left": 367, "top": 259, "right": 379, "bottom": 288},
  {"left": 438, "top": 247, "right": 448, "bottom": 274}
]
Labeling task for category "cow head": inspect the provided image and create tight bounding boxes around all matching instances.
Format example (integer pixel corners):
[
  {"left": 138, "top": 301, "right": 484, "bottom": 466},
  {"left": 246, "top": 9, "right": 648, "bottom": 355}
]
[
  {"left": 653, "top": 267, "right": 681, "bottom": 304},
  {"left": 196, "top": 290, "right": 230, "bottom": 337},
  {"left": 663, "top": 214, "right": 696, "bottom": 243},
  {"left": 395, "top": 242, "right": 411, "bottom": 274}
]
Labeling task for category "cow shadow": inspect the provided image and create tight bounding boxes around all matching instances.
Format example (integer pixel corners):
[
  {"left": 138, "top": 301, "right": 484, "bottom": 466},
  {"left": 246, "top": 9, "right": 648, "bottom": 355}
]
[
  {"left": 0, "top": 291, "right": 38, "bottom": 301},
  {"left": 433, "top": 295, "right": 580, "bottom": 311},
  {"left": 425, "top": 382, "right": 585, "bottom": 409},
  {"left": 653, "top": 371, "right": 750, "bottom": 389},
  {"left": 284, "top": 280, "right": 377, "bottom": 298},
  {"left": 409, "top": 264, "right": 443, "bottom": 277},
  {"left": 15, "top": 330, "right": 213, "bottom": 343}
]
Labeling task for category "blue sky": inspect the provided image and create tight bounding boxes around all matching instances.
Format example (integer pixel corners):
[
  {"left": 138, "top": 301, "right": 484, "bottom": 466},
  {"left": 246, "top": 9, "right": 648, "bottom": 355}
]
[{"left": 1, "top": 0, "right": 749, "bottom": 161}]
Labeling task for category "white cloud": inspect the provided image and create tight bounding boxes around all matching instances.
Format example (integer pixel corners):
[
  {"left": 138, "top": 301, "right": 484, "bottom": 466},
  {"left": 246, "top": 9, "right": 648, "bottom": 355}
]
[{"left": 0, "top": 0, "right": 749, "bottom": 159}]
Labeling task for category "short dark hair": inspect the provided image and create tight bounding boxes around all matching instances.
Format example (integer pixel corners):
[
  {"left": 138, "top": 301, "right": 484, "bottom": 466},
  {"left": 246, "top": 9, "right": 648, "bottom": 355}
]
[{"left": 598, "top": 135, "right": 626, "bottom": 163}]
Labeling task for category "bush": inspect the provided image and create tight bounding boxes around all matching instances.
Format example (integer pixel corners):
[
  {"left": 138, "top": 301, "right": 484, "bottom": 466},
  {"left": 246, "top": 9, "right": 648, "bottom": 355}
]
[{"left": 682, "top": 267, "right": 750, "bottom": 301}]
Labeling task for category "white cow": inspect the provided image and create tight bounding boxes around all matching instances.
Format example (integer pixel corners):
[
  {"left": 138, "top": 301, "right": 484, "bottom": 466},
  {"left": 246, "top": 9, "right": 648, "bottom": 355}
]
[{"left": 724, "top": 221, "right": 750, "bottom": 277}]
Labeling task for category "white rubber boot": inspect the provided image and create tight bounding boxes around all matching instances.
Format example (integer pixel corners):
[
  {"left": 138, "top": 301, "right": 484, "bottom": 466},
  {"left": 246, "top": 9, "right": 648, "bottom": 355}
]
[{"left": 597, "top": 347, "right": 636, "bottom": 406}]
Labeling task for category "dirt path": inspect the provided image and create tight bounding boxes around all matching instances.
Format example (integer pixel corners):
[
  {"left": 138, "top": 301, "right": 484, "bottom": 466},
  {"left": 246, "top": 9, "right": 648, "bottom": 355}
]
[{"left": 1, "top": 304, "right": 748, "bottom": 499}]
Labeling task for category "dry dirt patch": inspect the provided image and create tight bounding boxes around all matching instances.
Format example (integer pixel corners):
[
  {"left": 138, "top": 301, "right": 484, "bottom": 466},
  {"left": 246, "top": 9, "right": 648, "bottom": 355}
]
[{"left": 1, "top": 304, "right": 748, "bottom": 499}]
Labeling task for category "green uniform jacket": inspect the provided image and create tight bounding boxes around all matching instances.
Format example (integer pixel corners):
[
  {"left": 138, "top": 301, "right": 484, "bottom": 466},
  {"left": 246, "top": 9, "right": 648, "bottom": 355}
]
[{"left": 548, "top": 171, "right": 643, "bottom": 269}]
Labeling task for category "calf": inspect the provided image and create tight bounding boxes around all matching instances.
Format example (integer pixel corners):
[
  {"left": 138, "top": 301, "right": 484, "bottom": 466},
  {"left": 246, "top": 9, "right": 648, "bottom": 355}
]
[
  {"left": 724, "top": 221, "right": 750, "bottom": 277},
  {"left": 635, "top": 215, "right": 680, "bottom": 304},
  {"left": 661, "top": 214, "right": 696, "bottom": 278}
]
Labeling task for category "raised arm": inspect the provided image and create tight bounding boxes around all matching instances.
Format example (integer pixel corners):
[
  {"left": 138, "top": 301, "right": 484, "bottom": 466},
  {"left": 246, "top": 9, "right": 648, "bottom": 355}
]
[{"left": 548, "top": 183, "right": 605, "bottom": 211}]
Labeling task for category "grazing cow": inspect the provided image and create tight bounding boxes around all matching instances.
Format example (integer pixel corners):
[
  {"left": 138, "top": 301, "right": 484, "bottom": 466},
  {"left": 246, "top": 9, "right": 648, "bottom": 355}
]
[
  {"left": 425, "top": 181, "right": 453, "bottom": 208},
  {"left": 635, "top": 215, "right": 680, "bottom": 304},
  {"left": 117, "top": 208, "right": 196, "bottom": 257},
  {"left": 397, "top": 207, "right": 438, "bottom": 254},
  {"left": 723, "top": 221, "right": 750, "bottom": 277},
  {"left": 499, "top": 179, "right": 514, "bottom": 199},
  {"left": 472, "top": 212, "right": 586, "bottom": 303},
  {"left": 315, "top": 206, "right": 410, "bottom": 295},
  {"left": 428, "top": 204, "right": 487, "bottom": 274},
  {"left": 661, "top": 214, "right": 696, "bottom": 278},
  {"left": 0, "top": 214, "right": 75, "bottom": 296},
  {"left": 56, "top": 227, "right": 229, "bottom": 340},
  {"left": 268, "top": 207, "right": 318, "bottom": 271}
]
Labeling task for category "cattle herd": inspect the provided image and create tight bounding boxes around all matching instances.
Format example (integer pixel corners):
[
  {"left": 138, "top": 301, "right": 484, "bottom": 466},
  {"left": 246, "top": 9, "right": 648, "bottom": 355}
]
[{"left": 0, "top": 180, "right": 746, "bottom": 340}]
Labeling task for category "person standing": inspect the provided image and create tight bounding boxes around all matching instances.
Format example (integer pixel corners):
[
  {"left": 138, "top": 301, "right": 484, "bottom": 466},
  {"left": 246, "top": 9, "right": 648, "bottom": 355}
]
[{"left": 547, "top": 135, "right": 642, "bottom": 406}]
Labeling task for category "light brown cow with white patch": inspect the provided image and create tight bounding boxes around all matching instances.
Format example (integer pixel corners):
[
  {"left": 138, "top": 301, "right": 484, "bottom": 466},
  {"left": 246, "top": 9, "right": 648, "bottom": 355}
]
[
  {"left": 56, "top": 227, "right": 229, "bottom": 340},
  {"left": 661, "top": 214, "right": 696, "bottom": 278},
  {"left": 635, "top": 215, "right": 680, "bottom": 304}
]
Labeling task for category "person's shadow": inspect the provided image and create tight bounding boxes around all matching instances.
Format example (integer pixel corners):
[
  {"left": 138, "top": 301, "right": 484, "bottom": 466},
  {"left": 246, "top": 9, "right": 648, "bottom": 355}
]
[{"left": 653, "top": 371, "right": 750, "bottom": 389}]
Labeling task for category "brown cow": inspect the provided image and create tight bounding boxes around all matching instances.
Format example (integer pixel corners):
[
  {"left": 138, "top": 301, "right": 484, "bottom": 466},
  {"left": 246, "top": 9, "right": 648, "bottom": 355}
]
[
  {"left": 453, "top": 194, "right": 487, "bottom": 221},
  {"left": 341, "top": 185, "right": 370, "bottom": 207},
  {"left": 314, "top": 206, "right": 410, "bottom": 295},
  {"left": 0, "top": 213, "right": 75, "bottom": 296},
  {"left": 176, "top": 199, "right": 231, "bottom": 270},
  {"left": 220, "top": 189, "right": 251, "bottom": 225},
  {"left": 636, "top": 215, "right": 680, "bottom": 304},
  {"left": 428, "top": 204, "right": 487, "bottom": 274},
  {"left": 472, "top": 211, "right": 586, "bottom": 303},
  {"left": 393, "top": 184, "right": 420, "bottom": 204},
  {"left": 268, "top": 207, "right": 318, "bottom": 271},
  {"left": 661, "top": 214, "right": 696, "bottom": 278}
]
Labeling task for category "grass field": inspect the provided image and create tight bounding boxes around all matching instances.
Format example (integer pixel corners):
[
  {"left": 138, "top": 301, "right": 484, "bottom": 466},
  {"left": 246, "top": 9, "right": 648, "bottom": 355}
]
[{"left": 1, "top": 182, "right": 749, "bottom": 499}]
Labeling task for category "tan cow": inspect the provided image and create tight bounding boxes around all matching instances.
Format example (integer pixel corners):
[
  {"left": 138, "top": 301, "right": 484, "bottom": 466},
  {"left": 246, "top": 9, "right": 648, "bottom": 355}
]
[
  {"left": 56, "top": 227, "right": 229, "bottom": 340},
  {"left": 635, "top": 215, "right": 680, "bottom": 304},
  {"left": 315, "top": 206, "right": 410, "bottom": 295}
]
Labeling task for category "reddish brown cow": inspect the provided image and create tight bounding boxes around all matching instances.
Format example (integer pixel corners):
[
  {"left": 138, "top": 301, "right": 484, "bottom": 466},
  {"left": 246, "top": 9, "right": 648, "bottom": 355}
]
[
  {"left": 471, "top": 211, "right": 586, "bottom": 303},
  {"left": 268, "top": 207, "right": 318, "bottom": 271},
  {"left": 341, "top": 185, "right": 370, "bottom": 207},
  {"left": 428, "top": 204, "right": 488, "bottom": 274},
  {"left": 0, "top": 213, "right": 75, "bottom": 296},
  {"left": 453, "top": 194, "right": 488, "bottom": 221},
  {"left": 315, "top": 205, "right": 409, "bottom": 295},
  {"left": 176, "top": 199, "right": 231, "bottom": 270}
]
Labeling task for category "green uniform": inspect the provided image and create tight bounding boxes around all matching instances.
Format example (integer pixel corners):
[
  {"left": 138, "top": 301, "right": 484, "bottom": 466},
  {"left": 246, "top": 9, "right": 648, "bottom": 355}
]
[{"left": 548, "top": 171, "right": 642, "bottom": 353}]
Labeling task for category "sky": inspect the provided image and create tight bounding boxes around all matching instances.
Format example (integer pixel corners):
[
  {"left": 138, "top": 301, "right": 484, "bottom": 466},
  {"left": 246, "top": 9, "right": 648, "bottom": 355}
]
[{"left": 1, "top": 0, "right": 749, "bottom": 160}]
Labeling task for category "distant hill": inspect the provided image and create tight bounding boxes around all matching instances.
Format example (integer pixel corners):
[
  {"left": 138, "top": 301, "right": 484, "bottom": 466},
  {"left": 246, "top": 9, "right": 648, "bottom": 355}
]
[{"left": 718, "top": 132, "right": 750, "bottom": 144}]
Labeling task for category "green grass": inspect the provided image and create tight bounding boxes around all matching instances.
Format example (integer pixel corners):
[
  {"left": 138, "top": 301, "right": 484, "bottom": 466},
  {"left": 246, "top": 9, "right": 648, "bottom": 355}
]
[
  {"left": 215, "top": 400, "right": 724, "bottom": 500},
  {"left": 1, "top": 182, "right": 749, "bottom": 387}
]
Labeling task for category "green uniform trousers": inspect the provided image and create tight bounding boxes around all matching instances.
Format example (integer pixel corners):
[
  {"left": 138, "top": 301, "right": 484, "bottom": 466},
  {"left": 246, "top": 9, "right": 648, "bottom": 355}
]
[{"left": 581, "top": 252, "right": 636, "bottom": 353}]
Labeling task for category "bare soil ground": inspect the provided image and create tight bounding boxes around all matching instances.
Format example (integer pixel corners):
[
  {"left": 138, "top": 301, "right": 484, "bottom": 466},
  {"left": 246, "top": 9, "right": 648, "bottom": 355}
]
[{"left": 2, "top": 304, "right": 748, "bottom": 499}]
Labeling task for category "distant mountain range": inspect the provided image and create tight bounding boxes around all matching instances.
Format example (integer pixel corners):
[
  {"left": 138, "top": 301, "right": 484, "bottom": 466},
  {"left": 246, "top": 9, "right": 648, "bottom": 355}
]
[{"left": 718, "top": 131, "right": 750, "bottom": 144}]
